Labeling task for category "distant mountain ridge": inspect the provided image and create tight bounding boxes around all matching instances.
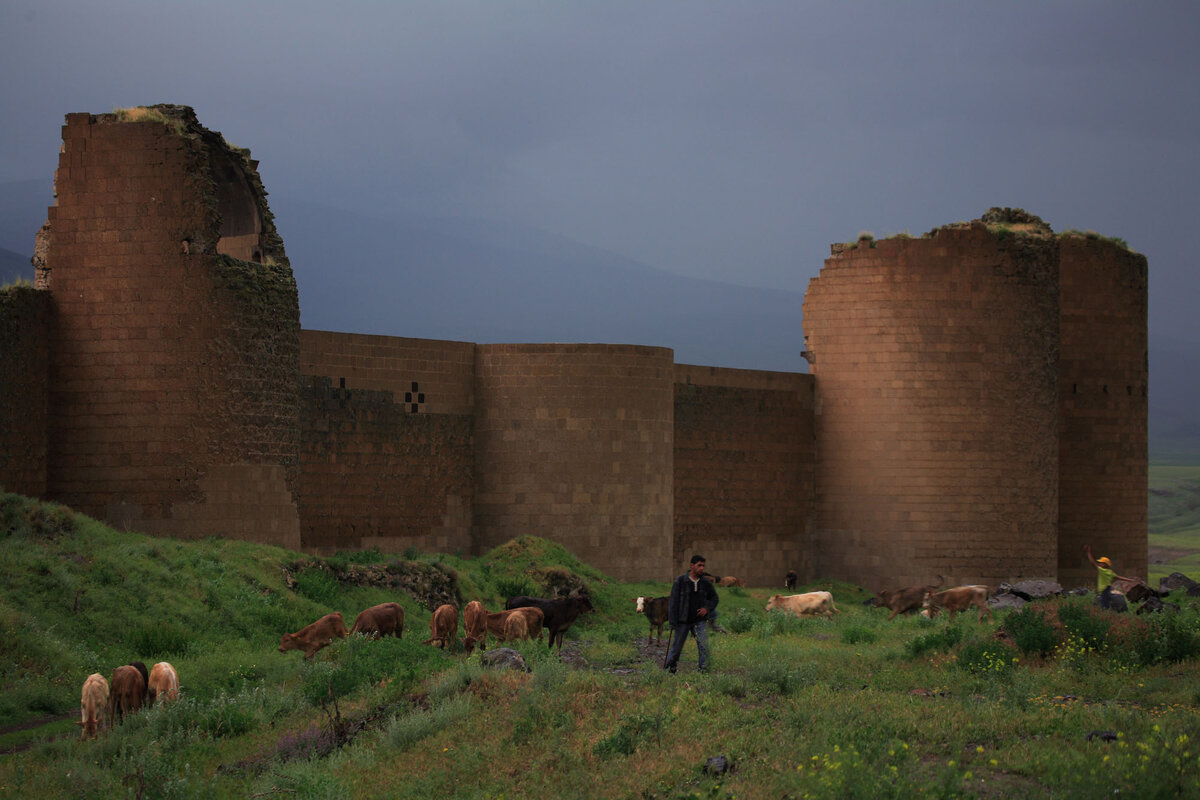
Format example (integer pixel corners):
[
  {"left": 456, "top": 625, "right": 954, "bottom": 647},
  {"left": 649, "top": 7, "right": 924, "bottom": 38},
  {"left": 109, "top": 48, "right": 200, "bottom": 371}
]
[{"left": 271, "top": 197, "right": 806, "bottom": 372}]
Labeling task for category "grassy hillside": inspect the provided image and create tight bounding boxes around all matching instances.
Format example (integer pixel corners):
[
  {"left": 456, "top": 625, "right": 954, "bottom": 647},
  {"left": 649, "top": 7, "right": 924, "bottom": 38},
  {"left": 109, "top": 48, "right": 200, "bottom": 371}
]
[
  {"left": 1148, "top": 464, "right": 1200, "bottom": 584},
  {"left": 3, "top": 492, "right": 1200, "bottom": 799}
]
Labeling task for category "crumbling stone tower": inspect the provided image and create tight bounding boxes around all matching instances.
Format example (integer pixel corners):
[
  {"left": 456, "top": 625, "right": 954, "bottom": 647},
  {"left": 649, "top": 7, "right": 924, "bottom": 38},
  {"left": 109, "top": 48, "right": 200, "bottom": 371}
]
[
  {"left": 802, "top": 211, "right": 1147, "bottom": 589},
  {"left": 37, "top": 106, "right": 302, "bottom": 547}
]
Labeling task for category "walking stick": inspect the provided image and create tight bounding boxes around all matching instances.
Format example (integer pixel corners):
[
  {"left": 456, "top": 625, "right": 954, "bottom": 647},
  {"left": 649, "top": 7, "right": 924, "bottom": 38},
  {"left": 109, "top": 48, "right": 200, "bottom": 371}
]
[{"left": 663, "top": 626, "right": 673, "bottom": 669}]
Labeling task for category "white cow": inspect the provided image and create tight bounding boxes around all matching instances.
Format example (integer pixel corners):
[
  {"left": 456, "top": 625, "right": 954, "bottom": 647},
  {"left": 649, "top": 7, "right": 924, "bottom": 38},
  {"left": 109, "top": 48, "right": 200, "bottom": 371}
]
[{"left": 765, "top": 591, "right": 839, "bottom": 618}]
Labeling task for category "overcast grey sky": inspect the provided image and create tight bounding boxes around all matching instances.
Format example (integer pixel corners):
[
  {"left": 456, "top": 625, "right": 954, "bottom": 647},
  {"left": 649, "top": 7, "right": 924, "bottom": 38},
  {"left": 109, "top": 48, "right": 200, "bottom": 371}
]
[{"left": 2, "top": 0, "right": 1197, "bottom": 343}]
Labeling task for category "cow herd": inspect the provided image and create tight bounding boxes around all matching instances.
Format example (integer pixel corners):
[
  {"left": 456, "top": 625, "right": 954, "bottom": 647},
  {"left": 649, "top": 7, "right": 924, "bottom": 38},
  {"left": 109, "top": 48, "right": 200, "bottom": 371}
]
[
  {"left": 78, "top": 660, "right": 179, "bottom": 739},
  {"left": 273, "top": 594, "right": 598, "bottom": 665},
  {"left": 80, "top": 574, "right": 991, "bottom": 741}
]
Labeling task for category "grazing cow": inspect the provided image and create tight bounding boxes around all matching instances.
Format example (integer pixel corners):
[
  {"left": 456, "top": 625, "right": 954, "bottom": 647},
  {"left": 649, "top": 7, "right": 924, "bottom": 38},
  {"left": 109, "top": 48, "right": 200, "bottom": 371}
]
[
  {"left": 147, "top": 661, "right": 179, "bottom": 706},
  {"left": 765, "top": 591, "right": 838, "bottom": 618},
  {"left": 351, "top": 602, "right": 405, "bottom": 639},
  {"left": 278, "top": 612, "right": 348, "bottom": 659},
  {"left": 78, "top": 673, "right": 109, "bottom": 739},
  {"left": 634, "top": 596, "right": 670, "bottom": 645},
  {"left": 785, "top": 570, "right": 798, "bottom": 590},
  {"left": 463, "top": 600, "right": 488, "bottom": 650},
  {"left": 877, "top": 576, "right": 945, "bottom": 621},
  {"left": 717, "top": 576, "right": 745, "bottom": 588},
  {"left": 922, "top": 585, "right": 992, "bottom": 622},
  {"left": 425, "top": 603, "right": 458, "bottom": 650},
  {"left": 505, "top": 594, "right": 595, "bottom": 649},
  {"left": 109, "top": 665, "right": 147, "bottom": 725}
]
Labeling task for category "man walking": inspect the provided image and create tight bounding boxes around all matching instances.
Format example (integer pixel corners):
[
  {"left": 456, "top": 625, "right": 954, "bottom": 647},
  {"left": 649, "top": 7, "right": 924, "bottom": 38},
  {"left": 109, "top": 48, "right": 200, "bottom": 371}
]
[{"left": 665, "top": 554, "right": 719, "bottom": 673}]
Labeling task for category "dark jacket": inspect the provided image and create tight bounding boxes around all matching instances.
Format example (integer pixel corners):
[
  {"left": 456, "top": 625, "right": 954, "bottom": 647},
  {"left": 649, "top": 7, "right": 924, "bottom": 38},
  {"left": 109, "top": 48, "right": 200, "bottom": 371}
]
[{"left": 667, "top": 573, "right": 719, "bottom": 628}]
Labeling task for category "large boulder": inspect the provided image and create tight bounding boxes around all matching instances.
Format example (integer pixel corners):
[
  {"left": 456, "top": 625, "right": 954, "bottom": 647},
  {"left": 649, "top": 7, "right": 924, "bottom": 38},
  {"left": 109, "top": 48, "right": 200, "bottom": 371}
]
[
  {"left": 1159, "top": 572, "right": 1198, "bottom": 594},
  {"left": 480, "top": 647, "right": 529, "bottom": 672}
]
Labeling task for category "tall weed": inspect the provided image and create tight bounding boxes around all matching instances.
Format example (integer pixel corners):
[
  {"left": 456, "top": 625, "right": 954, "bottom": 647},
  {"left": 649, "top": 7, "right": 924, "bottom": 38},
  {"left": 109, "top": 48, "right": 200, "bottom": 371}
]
[{"left": 1001, "top": 605, "right": 1059, "bottom": 657}]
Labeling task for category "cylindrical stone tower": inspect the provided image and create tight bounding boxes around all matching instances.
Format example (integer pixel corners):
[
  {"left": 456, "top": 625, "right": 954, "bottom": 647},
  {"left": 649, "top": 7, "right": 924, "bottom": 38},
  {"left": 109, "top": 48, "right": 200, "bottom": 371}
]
[
  {"left": 473, "top": 343, "right": 675, "bottom": 581},
  {"left": 1057, "top": 234, "right": 1148, "bottom": 587},
  {"left": 802, "top": 218, "right": 1060, "bottom": 589},
  {"left": 42, "top": 106, "right": 301, "bottom": 547}
]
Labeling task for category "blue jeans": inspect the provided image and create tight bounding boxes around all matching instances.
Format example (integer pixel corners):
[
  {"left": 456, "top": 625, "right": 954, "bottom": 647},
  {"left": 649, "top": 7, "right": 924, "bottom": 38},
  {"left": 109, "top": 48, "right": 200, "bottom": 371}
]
[{"left": 665, "top": 621, "right": 710, "bottom": 672}]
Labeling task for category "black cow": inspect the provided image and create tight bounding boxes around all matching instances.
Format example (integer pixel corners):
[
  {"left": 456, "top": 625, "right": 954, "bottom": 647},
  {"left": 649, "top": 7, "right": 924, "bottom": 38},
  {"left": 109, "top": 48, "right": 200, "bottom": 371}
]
[{"left": 505, "top": 594, "right": 595, "bottom": 649}]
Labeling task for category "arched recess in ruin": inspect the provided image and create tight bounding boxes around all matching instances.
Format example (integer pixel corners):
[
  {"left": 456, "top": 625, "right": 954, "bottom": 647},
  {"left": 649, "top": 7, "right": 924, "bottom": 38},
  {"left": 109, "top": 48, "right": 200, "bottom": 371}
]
[{"left": 210, "top": 147, "right": 264, "bottom": 263}]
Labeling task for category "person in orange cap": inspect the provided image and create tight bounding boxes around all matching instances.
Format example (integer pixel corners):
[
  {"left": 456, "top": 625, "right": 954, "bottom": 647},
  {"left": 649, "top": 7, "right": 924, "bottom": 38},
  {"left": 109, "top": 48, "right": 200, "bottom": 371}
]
[{"left": 1085, "top": 545, "right": 1135, "bottom": 593}]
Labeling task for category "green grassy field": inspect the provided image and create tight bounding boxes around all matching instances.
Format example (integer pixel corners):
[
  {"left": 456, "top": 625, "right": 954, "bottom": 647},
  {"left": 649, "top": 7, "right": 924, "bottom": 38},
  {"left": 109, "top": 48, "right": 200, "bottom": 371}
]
[
  {"left": 1149, "top": 464, "right": 1200, "bottom": 584},
  {"left": 2, "top": 486, "right": 1200, "bottom": 799}
]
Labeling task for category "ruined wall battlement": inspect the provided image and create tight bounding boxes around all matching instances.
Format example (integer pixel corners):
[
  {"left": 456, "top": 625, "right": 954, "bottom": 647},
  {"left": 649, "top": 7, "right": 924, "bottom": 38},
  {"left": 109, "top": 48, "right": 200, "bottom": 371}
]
[{"left": 0, "top": 112, "right": 1147, "bottom": 588}]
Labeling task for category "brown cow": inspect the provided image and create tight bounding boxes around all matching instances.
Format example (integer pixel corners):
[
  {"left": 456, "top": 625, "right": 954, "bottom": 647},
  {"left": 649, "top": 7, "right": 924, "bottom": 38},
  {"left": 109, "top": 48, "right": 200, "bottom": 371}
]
[
  {"left": 462, "top": 600, "right": 488, "bottom": 650},
  {"left": 147, "top": 661, "right": 179, "bottom": 706},
  {"left": 108, "top": 665, "right": 146, "bottom": 725},
  {"left": 350, "top": 602, "right": 405, "bottom": 639},
  {"left": 78, "top": 673, "right": 109, "bottom": 739},
  {"left": 922, "top": 585, "right": 992, "bottom": 622},
  {"left": 425, "top": 604, "right": 458, "bottom": 650},
  {"left": 717, "top": 576, "right": 745, "bottom": 588},
  {"left": 785, "top": 570, "right": 798, "bottom": 590},
  {"left": 635, "top": 596, "right": 669, "bottom": 644},
  {"left": 278, "top": 612, "right": 348, "bottom": 659},
  {"left": 876, "top": 575, "right": 945, "bottom": 620}
]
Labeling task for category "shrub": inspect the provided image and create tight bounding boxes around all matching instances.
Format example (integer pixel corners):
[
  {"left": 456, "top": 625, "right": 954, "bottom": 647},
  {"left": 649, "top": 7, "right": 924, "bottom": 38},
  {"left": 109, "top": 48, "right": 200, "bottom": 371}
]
[
  {"left": 1001, "top": 605, "right": 1059, "bottom": 657},
  {"left": 725, "top": 607, "right": 756, "bottom": 634},
  {"left": 840, "top": 625, "right": 878, "bottom": 646},
  {"left": 747, "top": 658, "right": 818, "bottom": 695},
  {"left": 956, "top": 639, "right": 1017, "bottom": 675},
  {"left": 387, "top": 693, "right": 472, "bottom": 750},
  {"left": 904, "top": 623, "right": 964, "bottom": 658},
  {"left": 196, "top": 691, "right": 259, "bottom": 738},
  {"left": 593, "top": 711, "right": 669, "bottom": 758},
  {"left": 128, "top": 622, "right": 192, "bottom": 659},
  {"left": 494, "top": 575, "right": 537, "bottom": 601},
  {"left": 1126, "top": 610, "right": 1200, "bottom": 666},
  {"left": 1057, "top": 602, "right": 1112, "bottom": 652},
  {"left": 292, "top": 568, "right": 340, "bottom": 606}
]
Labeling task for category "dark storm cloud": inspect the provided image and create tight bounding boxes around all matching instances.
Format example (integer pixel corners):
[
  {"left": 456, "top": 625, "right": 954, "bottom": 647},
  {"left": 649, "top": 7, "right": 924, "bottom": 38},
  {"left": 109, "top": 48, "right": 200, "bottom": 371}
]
[{"left": 1, "top": 0, "right": 1197, "bottom": 342}]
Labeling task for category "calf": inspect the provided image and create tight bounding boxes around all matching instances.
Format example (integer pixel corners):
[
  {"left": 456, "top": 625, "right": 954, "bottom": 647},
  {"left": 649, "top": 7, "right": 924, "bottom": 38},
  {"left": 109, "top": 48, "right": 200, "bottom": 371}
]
[
  {"left": 147, "top": 661, "right": 179, "bottom": 706},
  {"left": 634, "top": 596, "right": 669, "bottom": 644},
  {"left": 922, "top": 585, "right": 992, "bottom": 622},
  {"left": 785, "top": 570, "right": 798, "bottom": 590},
  {"left": 506, "top": 594, "right": 595, "bottom": 649},
  {"left": 78, "top": 673, "right": 109, "bottom": 739},
  {"left": 108, "top": 665, "right": 147, "bottom": 725},
  {"left": 278, "top": 612, "right": 348, "bottom": 659},
  {"left": 425, "top": 603, "right": 458, "bottom": 650},
  {"left": 351, "top": 602, "right": 405, "bottom": 639},
  {"left": 877, "top": 575, "right": 945, "bottom": 621},
  {"left": 717, "top": 576, "right": 745, "bottom": 588},
  {"left": 765, "top": 591, "right": 838, "bottom": 618}
]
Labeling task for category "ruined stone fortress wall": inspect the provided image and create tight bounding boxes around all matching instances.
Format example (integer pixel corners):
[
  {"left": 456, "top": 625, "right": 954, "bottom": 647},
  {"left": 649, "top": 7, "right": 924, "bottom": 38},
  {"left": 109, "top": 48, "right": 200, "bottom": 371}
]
[
  {"left": 673, "top": 365, "right": 815, "bottom": 586},
  {"left": 31, "top": 109, "right": 302, "bottom": 548},
  {"left": 0, "top": 107, "right": 1147, "bottom": 589},
  {"left": 0, "top": 287, "right": 50, "bottom": 498},
  {"left": 802, "top": 225, "right": 1061, "bottom": 589},
  {"left": 802, "top": 220, "right": 1147, "bottom": 589},
  {"left": 1057, "top": 237, "right": 1148, "bottom": 588},
  {"left": 474, "top": 344, "right": 676, "bottom": 581}
]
